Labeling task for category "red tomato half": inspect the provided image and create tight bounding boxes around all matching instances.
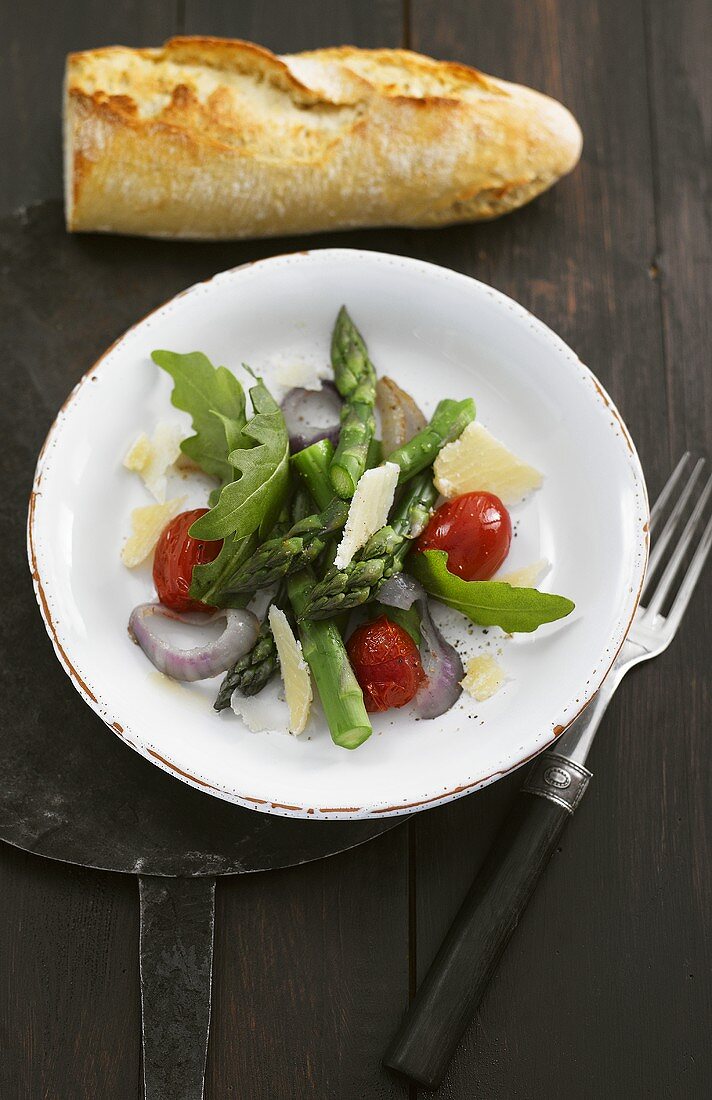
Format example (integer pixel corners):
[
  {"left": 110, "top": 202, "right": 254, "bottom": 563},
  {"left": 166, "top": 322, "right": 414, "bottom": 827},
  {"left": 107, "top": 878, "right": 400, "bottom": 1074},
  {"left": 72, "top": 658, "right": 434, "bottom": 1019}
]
[
  {"left": 416, "top": 491, "right": 512, "bottom": 580},
  {"left": 347, "top": 616, "right": 424, "bottom": 713},
  {"left": 153, "top": 508, "right": 223, "bottom": 613}
]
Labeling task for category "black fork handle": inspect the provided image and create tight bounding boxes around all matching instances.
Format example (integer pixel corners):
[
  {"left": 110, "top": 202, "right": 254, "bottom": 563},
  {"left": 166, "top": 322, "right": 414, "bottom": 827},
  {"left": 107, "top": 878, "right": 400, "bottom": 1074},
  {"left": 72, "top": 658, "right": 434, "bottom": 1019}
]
[{"left": 384, "top": 754, "right": 591, "bottom": 1091}]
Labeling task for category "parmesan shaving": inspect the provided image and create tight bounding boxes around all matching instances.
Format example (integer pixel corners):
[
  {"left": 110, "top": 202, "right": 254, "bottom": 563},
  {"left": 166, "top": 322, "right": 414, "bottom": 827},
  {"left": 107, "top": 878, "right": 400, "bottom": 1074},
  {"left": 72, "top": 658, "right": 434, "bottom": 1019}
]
[
  {"left": 461, "top": 654, "right": 506, "bottom": 702},
  {"left": 274, "top": 358, "right": 331, "bottom": 391},
  {"left": 268, "top": 606, "right": 312, "bottom": 736},
  {"left": 120, "top": 497, "right": 186, "bottom": 568},
  {"left": 434, "top": 422, "right": 543, "bottom": 504},
  {"left": 496, "top": 559, "right": 550, "bottom": 588},
  {"left": 123, "top": 433, "right": 153, "bottom": 471},
  {"left": 231, "top": 683, "right": 291, "bottom": 734},
  {"left": 123, "top": 421, "right": 185, "bottom": 502},
  {"left": 334, "top": 462, "right": 400, "bottom": 570}
]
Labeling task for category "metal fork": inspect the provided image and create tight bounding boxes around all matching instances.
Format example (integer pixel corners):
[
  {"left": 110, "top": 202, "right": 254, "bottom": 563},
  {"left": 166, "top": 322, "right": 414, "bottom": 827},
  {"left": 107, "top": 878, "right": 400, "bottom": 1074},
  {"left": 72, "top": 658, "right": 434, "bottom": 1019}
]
[{"left": 385, "top": 454, "right": 712, "bottom": 1092}]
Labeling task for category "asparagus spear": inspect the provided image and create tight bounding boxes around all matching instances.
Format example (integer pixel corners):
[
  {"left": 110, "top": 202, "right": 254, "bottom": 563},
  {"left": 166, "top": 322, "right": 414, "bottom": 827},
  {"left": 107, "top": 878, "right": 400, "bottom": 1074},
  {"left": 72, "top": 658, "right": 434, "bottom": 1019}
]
[
  {"left": 214, "top": 615, "right": 280, "bottom": 709},
  {"left": 276, "top": 448, "right": 372, "bottom": 748},
  {"left": 292, "top": 439, "right": 338, "bottom": 511},
  {"left": 214, "top": 440, "right": 371, "bottom": 745},
  {"left": 366, "top": 435, "right": 383, "bottom": 470},
  {"left": 329, "top": 307, "right": 377, "bottom": 500},
  {"left": 299, "top": 473, "right": 439, "bottom": 619},
  {"left": 215, "top": 442, "right": 339, "bottom": 599},
  {"left": 288, "top": 567, "right": 372, "bottom": 749},
  {"left": 219, "top": 498, "right": 349, "bottom": 596},
  {"left": 291, "top": 416, "right": 381, "bottom": 503},
  {"left": 214, "top": 492, "right": 311, "bottom": 709},
  {"left": 216, "top": 401, "right": 473, "bottom": 598},
  {"left": 294, "top": 445, "right": 349, "bottom": 630},
  {"left": 388, "top": 397, "right": 475, "bottom": 483}
]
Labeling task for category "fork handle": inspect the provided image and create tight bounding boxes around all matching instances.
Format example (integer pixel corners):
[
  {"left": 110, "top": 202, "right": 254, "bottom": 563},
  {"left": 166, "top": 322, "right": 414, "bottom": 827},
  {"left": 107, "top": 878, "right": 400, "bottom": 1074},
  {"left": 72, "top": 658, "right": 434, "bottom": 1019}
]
[{"left": 384, "top": 753, "right": 591, "bottom": 1092}]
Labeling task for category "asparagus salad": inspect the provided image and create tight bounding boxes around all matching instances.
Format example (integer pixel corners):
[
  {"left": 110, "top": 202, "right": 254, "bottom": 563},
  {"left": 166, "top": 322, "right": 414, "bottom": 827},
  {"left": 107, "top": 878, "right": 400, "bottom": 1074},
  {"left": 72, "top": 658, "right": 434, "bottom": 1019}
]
[{"left": 122, "top": 307, "right": 574, "bottom": 750}]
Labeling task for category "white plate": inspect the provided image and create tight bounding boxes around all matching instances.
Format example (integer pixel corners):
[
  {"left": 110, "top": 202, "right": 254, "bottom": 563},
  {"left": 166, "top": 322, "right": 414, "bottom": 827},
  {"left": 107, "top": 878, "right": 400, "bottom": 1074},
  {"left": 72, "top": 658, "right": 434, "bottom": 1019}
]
[{"left": 28, "top": 250, "right": 648, "bottom": 819}]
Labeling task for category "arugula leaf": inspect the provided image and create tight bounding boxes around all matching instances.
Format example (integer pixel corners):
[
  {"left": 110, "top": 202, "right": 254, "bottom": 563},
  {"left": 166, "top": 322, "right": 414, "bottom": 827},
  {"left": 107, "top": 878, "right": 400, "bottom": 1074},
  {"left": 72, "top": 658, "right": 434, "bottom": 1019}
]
[
  {"left": 190, "top": 531, "right": 259, "bottom": 607},
  {"left": 408, "top": 550, "right": 575, "bottom": 633},
  {"left": 212, "top": 410, "right": 245, "bottom": 454},
  {"left": 190, "top": 378, "right": 289, "bottom": 541},
  {"left": 151, "top": 350, "right": 247, "bottom": 483}
]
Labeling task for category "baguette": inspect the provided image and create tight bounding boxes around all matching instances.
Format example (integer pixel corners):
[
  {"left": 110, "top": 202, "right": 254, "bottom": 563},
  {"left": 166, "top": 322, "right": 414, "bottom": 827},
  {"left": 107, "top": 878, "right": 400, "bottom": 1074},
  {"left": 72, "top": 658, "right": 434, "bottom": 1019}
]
[{"left": 64, "top": 36, "right": 582, "bottom": 239}]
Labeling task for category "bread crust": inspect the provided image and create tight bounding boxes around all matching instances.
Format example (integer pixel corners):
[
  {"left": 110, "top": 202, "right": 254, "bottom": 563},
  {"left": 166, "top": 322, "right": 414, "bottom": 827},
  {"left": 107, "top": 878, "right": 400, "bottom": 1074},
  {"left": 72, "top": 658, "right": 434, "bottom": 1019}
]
[{"left": 64, "top": 36, "right": 582, "bottom": 239}]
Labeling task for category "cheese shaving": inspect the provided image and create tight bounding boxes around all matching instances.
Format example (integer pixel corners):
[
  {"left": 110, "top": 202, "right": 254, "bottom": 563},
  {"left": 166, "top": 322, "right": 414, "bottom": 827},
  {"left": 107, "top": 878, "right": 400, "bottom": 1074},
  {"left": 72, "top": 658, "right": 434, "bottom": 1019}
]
[
  {"left": 123, "top": 433, "right": 153, "bottom": 471},
  {"left": 274, "top": 358, "right": 331, "bottom": 391},
  {"left": 496, "top": 559, "right": 550, "bottom": 588},
  {"left": 231, "top": 683, "right": 291, "bottom": 734},
  {"left": 460, "top": 654, "right": 506, "bottom": 702},
  {"left": 120, "top": 496, "right": 186, "bottom": 568},
  {"left": 334, "top": 462, "right": 400, "bottom": 570},
  {"left": 123, "top": 421, "right": 185, "bottom": 502},
  {"left": 433, "top": 422, "right": 543, "bottom": 504},
  {"left": 268, "top": 606, "right": 312, "bottom": 736}
]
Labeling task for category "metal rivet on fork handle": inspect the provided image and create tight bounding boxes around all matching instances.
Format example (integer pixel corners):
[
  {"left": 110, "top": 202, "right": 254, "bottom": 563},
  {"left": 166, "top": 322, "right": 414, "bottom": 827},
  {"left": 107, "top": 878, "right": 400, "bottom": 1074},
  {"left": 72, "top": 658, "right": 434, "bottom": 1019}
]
[{"left": 522, "top": 752, "right": 591, "bottom": 813}]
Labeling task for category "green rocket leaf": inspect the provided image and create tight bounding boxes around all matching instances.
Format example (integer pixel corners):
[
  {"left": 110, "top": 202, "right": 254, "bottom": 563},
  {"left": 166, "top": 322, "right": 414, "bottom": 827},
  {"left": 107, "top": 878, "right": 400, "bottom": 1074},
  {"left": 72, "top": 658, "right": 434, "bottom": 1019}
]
[
  {"left": 190, "top": 378, "right": 289, "bottom": 541},
  {"left": 188, "top": 377, "right": 290, "bottom": 603},
  {"left": 190, "top": 530, "right": 259, "bottom": 608},
  {"left": 408, "top": 550, "right": 575, "bottom": 633},
  {"left": 151, "top": 350, "right": 247, "bottom": 483}
]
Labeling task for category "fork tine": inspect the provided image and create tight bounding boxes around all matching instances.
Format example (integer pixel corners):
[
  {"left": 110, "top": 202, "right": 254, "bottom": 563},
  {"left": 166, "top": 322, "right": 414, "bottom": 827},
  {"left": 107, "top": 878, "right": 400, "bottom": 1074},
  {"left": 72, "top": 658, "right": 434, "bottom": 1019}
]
[
  {"left": 664, "top": 506, "right": 712, "bottom": 638},
  {"left": 644, "top": 472, "right": 712, "bottom": 618},
  {"left": 663, "top": 511, "right": 712, "bottom": 636},
  {"left": 644, "top": 456, "right": 705, "bottom": 586},
  {"left": 649, "top": 451, "right": 692, "bottom": 533}
]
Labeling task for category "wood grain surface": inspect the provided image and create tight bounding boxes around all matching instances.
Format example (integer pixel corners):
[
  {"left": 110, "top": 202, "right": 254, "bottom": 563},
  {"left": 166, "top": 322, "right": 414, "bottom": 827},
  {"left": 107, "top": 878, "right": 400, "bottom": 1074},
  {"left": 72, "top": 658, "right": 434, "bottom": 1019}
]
[{"left": 0, "top": 1, "right": 710, "bottom": 1097}]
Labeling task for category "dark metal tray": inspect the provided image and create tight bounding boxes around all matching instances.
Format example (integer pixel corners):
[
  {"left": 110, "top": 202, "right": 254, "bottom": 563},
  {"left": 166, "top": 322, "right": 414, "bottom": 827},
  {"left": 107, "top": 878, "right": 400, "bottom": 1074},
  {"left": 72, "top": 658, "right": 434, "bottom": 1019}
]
[{"left": 0, "top": 203, "right": 399, "bottom": 1098}]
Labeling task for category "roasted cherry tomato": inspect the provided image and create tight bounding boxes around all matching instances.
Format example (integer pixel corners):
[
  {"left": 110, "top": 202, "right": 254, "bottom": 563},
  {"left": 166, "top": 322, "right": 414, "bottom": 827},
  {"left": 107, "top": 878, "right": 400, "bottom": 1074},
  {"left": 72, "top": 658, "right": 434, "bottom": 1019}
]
[
  {"left": 153, "top": 508, "right": 223, "bottom": 613},
  {"left": 346, "top": 615, "right": 424, "bottom": 713},
  {"left": 416, "top": 491, "right": 512, "bottom": 581}
]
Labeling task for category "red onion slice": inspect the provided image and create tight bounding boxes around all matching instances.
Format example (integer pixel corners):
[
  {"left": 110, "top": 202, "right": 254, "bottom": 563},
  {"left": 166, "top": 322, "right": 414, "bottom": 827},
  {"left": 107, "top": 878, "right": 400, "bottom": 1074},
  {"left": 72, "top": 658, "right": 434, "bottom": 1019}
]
[
  {"left": 379, "top": 572, "right": 421, "bottom": 611},
  {"left": 379, "top": 573, "right": 463, "bottom": 719},
  {"left": 415, "top": 615, "right": 464, "bottom": 720},
  {"left": 281, "top": 383, "right": 342, "bottom": 452},
  {"left": 129, "top": 603, "right": 259, "bottom": 682}
]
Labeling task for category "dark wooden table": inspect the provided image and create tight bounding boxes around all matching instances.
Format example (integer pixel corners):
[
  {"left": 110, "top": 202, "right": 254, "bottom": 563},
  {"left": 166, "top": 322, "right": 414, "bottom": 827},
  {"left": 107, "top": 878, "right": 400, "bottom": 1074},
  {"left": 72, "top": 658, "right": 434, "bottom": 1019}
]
[{"left": 1, "top": 2, "right": 710, "bottom": 1097}]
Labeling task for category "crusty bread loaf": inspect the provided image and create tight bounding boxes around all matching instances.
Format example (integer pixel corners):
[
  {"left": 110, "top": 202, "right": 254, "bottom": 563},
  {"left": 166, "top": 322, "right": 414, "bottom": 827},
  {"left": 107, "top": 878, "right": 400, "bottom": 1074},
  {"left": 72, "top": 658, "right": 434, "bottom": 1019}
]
[{"left": 64, "top": 36, "right": 582, "bottom": 239}]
